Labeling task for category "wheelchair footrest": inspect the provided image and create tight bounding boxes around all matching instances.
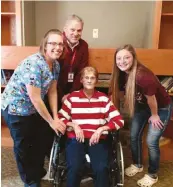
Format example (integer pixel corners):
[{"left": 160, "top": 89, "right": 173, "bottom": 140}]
[{"left": 81, "top": 177, "right": 93, "bottom": 183}]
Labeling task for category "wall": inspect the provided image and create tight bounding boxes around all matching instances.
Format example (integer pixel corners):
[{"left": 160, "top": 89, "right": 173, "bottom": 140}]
[
  {"left": 34, "top": 1, "right": 155, "bottom": 48},
  {"left": 22, "top": 1, "right": 36, "bottom": 46}
]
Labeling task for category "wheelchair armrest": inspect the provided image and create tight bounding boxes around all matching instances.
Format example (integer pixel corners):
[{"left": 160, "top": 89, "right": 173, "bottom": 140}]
[
  {"left": 109, "top": 129, "right": 120, "bottom": 140},
  {"left": 110, "top": 129, "right": 119, "bottom": 135},
  {"left": 67, "top": 126, "right": 120, "bottom": 139}
]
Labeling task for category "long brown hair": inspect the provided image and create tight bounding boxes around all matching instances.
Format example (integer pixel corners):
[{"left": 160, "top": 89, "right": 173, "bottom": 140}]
[{"left": 109, "top": 44, "right": 139, "bottom": 117}]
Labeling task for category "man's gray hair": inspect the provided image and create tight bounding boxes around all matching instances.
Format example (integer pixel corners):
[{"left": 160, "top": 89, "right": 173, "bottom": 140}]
[{"left": 65, "top": 14, "right": 84, "bottom": 26}]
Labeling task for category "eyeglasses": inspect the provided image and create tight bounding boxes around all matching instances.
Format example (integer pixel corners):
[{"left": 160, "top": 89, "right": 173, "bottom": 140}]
[
  {"left": 47, "top": 42, "right": 64, "bottom": 48},
  {"left": 84, "top": 76, "right": 96, "bottom": 81}
]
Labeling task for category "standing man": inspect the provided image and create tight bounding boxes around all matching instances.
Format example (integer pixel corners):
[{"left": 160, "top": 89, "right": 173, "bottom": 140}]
[{"left": 58, "top": 14, "right": 89, "bottom": 108}]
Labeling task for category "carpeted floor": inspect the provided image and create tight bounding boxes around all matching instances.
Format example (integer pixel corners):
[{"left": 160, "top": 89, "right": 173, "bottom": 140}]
[{"left": 1, "top": 146, "right": 173, "bottom": 187}]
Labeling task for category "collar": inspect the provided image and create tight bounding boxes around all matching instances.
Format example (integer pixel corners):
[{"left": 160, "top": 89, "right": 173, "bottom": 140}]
[
  {"left": 63, "top": 32, "right": 79, "bottom": 51},
  {"left": 67, "top": 40, "right": 79, "bottom": 51},
  {"left": 79, "top": 89, "right": 99, "bottom": 99}
]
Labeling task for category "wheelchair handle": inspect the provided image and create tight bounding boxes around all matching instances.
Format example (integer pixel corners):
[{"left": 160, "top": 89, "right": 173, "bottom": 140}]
[{"left": 54, "top": 132, "right": 62, "bottom": 142}]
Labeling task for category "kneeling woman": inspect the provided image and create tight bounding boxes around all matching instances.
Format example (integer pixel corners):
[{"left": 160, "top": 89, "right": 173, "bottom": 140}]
[
  {"left": 109, "top": 44, "right": 172, "bottom": 187},
  {"left": 58, "top": 66, "right": 124, "bottom": 187}
]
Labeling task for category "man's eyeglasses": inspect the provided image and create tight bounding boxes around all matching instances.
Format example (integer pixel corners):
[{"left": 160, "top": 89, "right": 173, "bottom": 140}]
[{"left": 47, "top": 42, "right": 64, "bottom": 48}]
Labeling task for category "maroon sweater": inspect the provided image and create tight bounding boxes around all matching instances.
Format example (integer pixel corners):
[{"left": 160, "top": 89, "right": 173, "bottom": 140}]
[
  {"left": 119, "top": 64, "right": 171, "bottom": 108},
  {"left": 58, "top": 35, "right": 89, "bottom": 100}
]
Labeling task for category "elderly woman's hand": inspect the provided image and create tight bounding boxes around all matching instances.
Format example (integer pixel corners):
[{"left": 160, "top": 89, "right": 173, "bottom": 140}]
[
  {"left": 89, "top": 127, "right": 103, "bottom": 146},
  {"left": 67, "top": 122, "right": 84, "bottom": 143},
  {"left": 73, "top": 123, "right": 84, "bottom": 143}
]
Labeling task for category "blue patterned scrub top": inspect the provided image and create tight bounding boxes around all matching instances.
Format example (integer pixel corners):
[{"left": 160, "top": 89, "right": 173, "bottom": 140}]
[{"left": 1, "top": 53, "right": 60, "bottom": 116}]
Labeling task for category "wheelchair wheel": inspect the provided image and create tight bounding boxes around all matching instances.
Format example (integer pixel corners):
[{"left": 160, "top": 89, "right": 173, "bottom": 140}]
[
  {"left": 116, "top": 142, "right": 124, "bottom": 186},
  {"left": 53, "top": 162, "right": 67, "bottom": 187},
  {"left": 53, "top": 170, "right": 61, "bottom": 187},
  {"left": 110, "top": 141, "right": 124, "bottom": 187},
  {"left": 48, "top": 136, "right": 63, "bottom": 187}
]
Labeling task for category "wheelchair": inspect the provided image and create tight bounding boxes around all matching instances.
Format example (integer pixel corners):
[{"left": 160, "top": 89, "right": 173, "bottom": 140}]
[{"left": 47, "top": 130, "right": 124, "bottom": 187}]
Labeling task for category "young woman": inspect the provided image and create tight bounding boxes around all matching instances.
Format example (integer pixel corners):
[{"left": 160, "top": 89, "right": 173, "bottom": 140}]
[
  {"left": 109, "top": 44, "right": 172, "bottom": 187},
  {"left": 1, "top": 29, "right": 66, "bottom": 187},
  {"left": 58, "top": 66, "right": 124, "bottom": 187}
]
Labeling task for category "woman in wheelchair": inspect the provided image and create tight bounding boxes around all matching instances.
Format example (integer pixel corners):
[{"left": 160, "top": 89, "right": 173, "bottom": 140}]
[{"left": 58, "top": 66, "right": 124, "bottom": 187}]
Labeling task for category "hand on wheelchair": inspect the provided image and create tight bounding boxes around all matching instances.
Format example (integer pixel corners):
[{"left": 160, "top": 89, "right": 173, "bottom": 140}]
[{"left": 49, "top": 117, "right": 66, "bottom": 135}]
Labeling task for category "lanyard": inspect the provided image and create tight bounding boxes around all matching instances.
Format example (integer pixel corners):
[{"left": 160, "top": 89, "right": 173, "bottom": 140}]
[{"left": 69, "top": 49, "right": 77, "bottom": 72}]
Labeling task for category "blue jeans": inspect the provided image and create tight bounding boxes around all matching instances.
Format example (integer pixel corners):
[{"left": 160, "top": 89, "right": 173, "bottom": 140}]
[
  {"left": 66, "top": 138, "right": 110, "bottom": 187},
  {"left": 1, "top": 108, "right": 48, "bottom": 185},
  {"left": 130, "top": 103, "right": 172, "bottom": 174}
]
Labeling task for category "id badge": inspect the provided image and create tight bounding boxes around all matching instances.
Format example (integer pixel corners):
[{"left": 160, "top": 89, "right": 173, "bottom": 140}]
[{"left": 68, "top": 72, "right": 74, "bottom": 82}]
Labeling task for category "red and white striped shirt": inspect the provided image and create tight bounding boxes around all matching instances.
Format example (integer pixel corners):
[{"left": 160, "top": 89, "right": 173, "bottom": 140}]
[{"left": 58, "top": 89, "right": 124, "bottom": 139}]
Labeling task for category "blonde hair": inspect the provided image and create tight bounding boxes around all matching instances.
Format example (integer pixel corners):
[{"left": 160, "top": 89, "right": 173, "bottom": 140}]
[
  {"left": 39, "top": 29, "right": 63, "bottom": 57},
  {"left": 80, "top": 66, "right": 98, "bottom": 81},
  {"left": 109, "top": 44, "right": 139, "bottom": 117},
  {"left": 65, "top": 14, "right": 84, "bottom": 26}
]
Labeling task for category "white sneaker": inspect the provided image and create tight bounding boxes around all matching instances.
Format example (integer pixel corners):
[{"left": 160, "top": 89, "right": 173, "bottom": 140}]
[
  {"left": 137, "top": 174, "right": 158, "bottom": 187},
  {"left": 125, "top": 164, "right": 143, "bottom": 177},
  {"left": 42, "top": 172, "right": 49, "bottom": 180}
]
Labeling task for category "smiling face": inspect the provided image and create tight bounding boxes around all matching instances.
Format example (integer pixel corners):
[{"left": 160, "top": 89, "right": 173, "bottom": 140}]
[
  {"left": 45, "top": 33, "right": 64, "bottom": 61},
  {"left": 116, "top": 49, "right": 134, "bottom": 73},
  {"left": 64, "top": 20, "right": 83, "bottom": 45}
]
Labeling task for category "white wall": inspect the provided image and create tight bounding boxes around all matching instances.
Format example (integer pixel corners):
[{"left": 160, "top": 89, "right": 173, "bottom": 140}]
[{"left": 34, "top": 1, "right": 155, "bottom": 48}]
